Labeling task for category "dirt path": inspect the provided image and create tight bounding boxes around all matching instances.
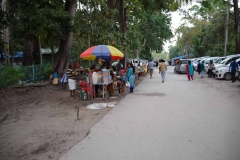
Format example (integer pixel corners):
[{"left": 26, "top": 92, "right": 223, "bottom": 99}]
[{"left": 0, "top": 75, "right": 146, "bottom": 160}]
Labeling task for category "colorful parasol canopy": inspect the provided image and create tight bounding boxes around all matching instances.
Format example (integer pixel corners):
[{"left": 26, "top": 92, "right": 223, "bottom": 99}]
[{"left": 80, "top": 45, "right": 124, "bottom": 60}]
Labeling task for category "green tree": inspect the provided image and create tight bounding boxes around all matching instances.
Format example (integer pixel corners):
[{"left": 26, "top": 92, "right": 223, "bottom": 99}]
[
  {"left": 7, "top": 0, "right": 72, "bottom": 66},
  {"left": 168, "top": 45, "right": 183, "bottom": 59},
  {"left": 175, "top": 1, "right": 236, "bottom": 57}
]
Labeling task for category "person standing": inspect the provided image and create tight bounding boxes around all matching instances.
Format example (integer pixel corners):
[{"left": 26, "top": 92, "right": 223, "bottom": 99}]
[
  {"left": 126, "top": 63, "right": 135, "bottom": 93},
  {"left": 186, "top": 60, "right": 194, "bottom": 81},
  {"left": 207, "top": 60, "right": 214, "bottom": 77},
  {"left": 159, "top": 60, "right": 167, "bottom": 83},
  {"left": 200, "top": 61, "right": 205, "bottom": 78},
  {"left": 197, "top": 60, "right": 201, "bottom": 75},
  {"left": 67, "top": 65, "right": 77, "bottom": 98},
  {"left": 148, "top": 59, "right": 154, "bottom": 79},
  {"left": 229, "top": 58, "right": 239, "bottom": 83}
]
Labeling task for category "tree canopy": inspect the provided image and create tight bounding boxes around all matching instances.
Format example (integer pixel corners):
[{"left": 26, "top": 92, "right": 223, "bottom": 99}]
[
  {"left": 169, "top": 0, "right": 239, "bottom": 58},
  {"left": 1, "top": 0, "right": 182, "bottom": 67}
]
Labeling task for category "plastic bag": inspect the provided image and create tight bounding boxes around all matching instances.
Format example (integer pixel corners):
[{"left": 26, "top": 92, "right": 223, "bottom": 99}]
[
  {"left": 125, "top": 81, "right": 130, "bottom": 88},
  {"left": 52, "top": 78, "right": 58, "bottom": 84}
]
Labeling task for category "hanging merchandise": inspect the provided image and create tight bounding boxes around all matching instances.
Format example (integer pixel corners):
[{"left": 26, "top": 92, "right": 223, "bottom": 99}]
[
  {"left": 92, "top": 72, "right": 98, "bottom": 84},
  {"left": 102, "top": 69, "right": 110, "bottom": 84},
  {"left": 98, "top": 57, "right": 103, "bottom": 65}
]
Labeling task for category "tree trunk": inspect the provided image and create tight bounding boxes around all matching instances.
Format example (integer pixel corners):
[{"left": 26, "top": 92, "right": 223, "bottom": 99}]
[
  {"left": 119, "top": 0, "right": 128, "bottom": 67},
  {"left": 233, "top": 0, "right": 240, "bottom": 54},
  {"left": 134, "top": 49, "right": 139, "bottom": 59},
  {"left": 54, "top": 0, "right": 76, "bottom": 76},
  {"left": 119, "top": 0, "right": 124, "bottom": 33},
  {"left": 50, "top": 46, "right": 55, "bottom": 67},
  {"left": 32, "top": 36, "right": 41, "bottom": 64},
  {"left": 2, "top": 0, "right": 10, "bottom": 64},
  {"left": 224, "top": 0, "right": 230, "bottom": 57},
  {"left": 22, "top": 42, "right": 33, "bottom": 66},
  {"left": 3, "top": 29, "right": 10, "bottom": 64},
  {"left": 12, "top": 47, "right": 14, "bottom": 64},
  {"left": 107, "top": 0, "right": 117, "bottom": 20}
]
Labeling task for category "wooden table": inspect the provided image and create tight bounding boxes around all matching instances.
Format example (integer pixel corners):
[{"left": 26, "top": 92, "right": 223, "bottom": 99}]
[{"left": 93, "top": 81, "right": 113, "bottom": 99}]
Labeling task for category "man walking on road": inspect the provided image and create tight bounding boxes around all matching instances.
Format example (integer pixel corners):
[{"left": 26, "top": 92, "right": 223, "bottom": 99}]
[
  {"left": 229, "top": 58, "right": 239, "bottom": 83},
  {"left": 148, "top": 60, "right": 154, "bottom": 79},
  {"left": 200, "top": 61, "right": 205, "bottom": 78},
  {"left": 159, "top": 60, "right": 167, "bottom": 83}
]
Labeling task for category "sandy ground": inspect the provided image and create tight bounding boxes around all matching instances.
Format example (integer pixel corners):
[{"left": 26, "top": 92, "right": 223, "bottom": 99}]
[
  {"left": 0, "top": 74, "right": 145, "bottom": 160},
  {"left": 59, "top": 66, "right": 240, "bottom": 160}
]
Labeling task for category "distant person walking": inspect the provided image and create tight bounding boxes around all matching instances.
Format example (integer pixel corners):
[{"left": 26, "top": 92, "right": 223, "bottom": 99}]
[
  {"left": 186, "top": 60, "right": 194, "bottom": 81},
  {"left": 148, "top": 60, "right": 154, "bottom": 79},
  {"left": 159, "top": 60, "right": 167, "bottom": 83},
  {"left": 200, "top": 61, "right": 205, "bottom": 78},
  {"left": 229, "top": 58, "right": 239, "bottom": 83}
]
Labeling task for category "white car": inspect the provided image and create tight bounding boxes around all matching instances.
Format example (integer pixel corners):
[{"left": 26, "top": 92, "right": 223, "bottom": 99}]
[
  {"left": 214, "top": 57, "right": 226, "bottom": 65},
  {"left": 213, "top": 55, "right": 240, "bottom": 75},
  {"left": 215, "top": 58, "right": 240, "bottom": 80},
  {"left": 204, "top": 57, "right": 219, "bottom": 72}
]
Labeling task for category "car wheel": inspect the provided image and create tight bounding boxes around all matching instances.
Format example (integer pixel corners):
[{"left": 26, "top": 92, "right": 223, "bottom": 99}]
[
  {"left": 224, "top": 72, "right": 231, "bottom": 81},
  {"left": 178, "top": 71, "right": 181, "bottom": 74}
]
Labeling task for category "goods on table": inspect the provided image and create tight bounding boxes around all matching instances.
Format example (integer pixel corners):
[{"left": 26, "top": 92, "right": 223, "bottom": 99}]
[
  {"left": 102, "top": 69, "right": 112, "bottom": 84},
  {"left": 94, "top": 69, "right": 112, "bottom": 84}
]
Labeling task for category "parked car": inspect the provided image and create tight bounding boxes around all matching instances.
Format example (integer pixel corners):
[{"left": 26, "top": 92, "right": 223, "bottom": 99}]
[
  {"left": 174, "top": 59, "right": 192, "bottom": 74},
  {"left": 200, "top": 56, "right": 210, "bottom": 59},
  {"left": 192, "top": 58, "right": 201, "bottom": 70},
  {"left": 214, "top": 57, "right": 226, "bottom": 64},
  {"left": 112, "top": 61, "right": 123, "bottom": 69},
  {"left": 204, "top": 57, "right": 219, "bottom": 72},
  {"left": 129, "top": 59, "right": 142, "bottom": 67},
  {"left": 215, "top": 58, "right": 240, "bottom": 80},
  {"left": 213, "top": 55, "right": 240, "bottom": 75}
]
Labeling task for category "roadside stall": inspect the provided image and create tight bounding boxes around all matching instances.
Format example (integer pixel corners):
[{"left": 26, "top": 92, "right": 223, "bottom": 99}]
[{"left": 79, "top": 45, "right": 124, "bottom": 99}]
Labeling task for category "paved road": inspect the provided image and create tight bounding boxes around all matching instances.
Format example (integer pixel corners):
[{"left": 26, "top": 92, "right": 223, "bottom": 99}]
[{"left": 60, "top": 66, "right": 240, "bottom": 160}]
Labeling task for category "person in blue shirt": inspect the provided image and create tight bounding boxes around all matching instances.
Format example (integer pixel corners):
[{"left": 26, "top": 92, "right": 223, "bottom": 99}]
[
  {"left": 229, "top": 58, "right": 239, "bottom": 83},
  {"left": 126, "top": 63, "right": 135, "bottom": 93}
]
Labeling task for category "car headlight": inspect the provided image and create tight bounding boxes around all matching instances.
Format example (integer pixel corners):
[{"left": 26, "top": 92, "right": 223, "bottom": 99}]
[{"left": 219, "top": 69, "right": 225, "bottom": 72}]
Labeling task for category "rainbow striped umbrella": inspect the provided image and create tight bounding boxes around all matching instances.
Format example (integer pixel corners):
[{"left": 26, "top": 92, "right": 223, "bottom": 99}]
[{"left": 80, "top": 45, "right": 124, "bottom": 60}]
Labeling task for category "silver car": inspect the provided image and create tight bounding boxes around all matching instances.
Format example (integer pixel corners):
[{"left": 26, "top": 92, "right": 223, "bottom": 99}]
[{"left": 174, "top": 59, "right": 192, "bottom": 74}]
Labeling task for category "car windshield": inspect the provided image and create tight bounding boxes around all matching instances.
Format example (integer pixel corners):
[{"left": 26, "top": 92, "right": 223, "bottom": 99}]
[
  {"left": 215, "top": 58, "right": 223, "bottom": 63},
  {"left": 220, "top": 58, "right": 230, "bottom": 64},
  {"left": 181, "top": 60, "right": 188, "bottom": 64},
  {"left": 204, "top": 59, "right": 210, "bottom": 63},
  {"left": 213, "top": 58, "right": 218, "bottom": 63}
]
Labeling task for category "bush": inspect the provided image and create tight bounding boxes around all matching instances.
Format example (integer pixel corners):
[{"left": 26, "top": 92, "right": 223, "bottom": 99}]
[
  {"left": 0, "top": 64, "right": 52, "bottom": 88},
  {"left": 0, "top": 65, "right": 26, "bottom": 89},
  {"left": 42, "top": 63, "right": 52, "bottom": 78}
]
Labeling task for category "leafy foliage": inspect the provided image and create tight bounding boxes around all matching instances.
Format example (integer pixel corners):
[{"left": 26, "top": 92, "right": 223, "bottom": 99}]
[
  {"left": 0, "top": 65, "right": 26, "bottom": 88},
  {"left": 168, "top": 45, "right": 183, "bottom": 59},
  {"left": 171, "top": 0, "right": 236, "bottom": 58},
  {"left": 7, "top": 0, "right": 73, "bottom": 43}
]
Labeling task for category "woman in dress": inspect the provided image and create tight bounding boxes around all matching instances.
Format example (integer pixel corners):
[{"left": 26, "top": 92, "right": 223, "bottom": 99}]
[
  {"left": 126, "top": 63, "right": 135, "bottom": 93},
  {"left": 186, "top": 60, "right": 194, "bottom": 81}
]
